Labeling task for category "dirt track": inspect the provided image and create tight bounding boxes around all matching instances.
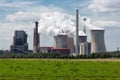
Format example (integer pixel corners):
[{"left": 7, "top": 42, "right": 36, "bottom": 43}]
[{"left": 1, "top": 58, "right": 120, "bottom": 62}]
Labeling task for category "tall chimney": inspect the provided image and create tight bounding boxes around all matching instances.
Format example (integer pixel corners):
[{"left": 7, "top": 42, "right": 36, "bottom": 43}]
[
  {"left": 33, "top": 21, "right": 40, "bottom": 53},
  {"left": 75, "top": 9, "right": 79, "bottom": 55}
]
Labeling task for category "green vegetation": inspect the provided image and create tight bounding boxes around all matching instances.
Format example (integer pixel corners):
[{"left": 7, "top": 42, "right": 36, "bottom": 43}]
[
  {"left": 0, "top": 59, "right": 120, "bottom": 80},
  {"left": 0, "top": 51, "right": 120, "bottom": 59}
]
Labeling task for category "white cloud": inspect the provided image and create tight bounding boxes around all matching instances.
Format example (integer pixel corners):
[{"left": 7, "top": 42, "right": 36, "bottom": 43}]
[
  {"left": 88, "top": 0, "right": 120, "bottom": 13},
  {"left": 0, "top": 0, "right": 38, "bottom": 8},
  {"left": 6, "top": 5, "right": 64, "bottom": 22},
  {"left": 6, "top": 11, "right": 40, "bottom": 22},
  {"left": 93, "top": 20, "right": 120, "bottom": 28}
]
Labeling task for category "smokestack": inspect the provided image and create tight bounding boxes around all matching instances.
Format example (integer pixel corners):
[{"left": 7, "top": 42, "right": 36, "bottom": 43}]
[
  {"left": 33, "top": 21, "right": 40, "bottom": 53},
  {"left": 76, "top": 9, "right": 79, "bottom": 54},
  {"left": 35, "top": 21, "right": 38, "bottom": 33},
  {"left": 91, "top": 30, "right": 106, "bottom": 53},
  {"left": 54, "top": 35, "right": 68, "bottom": 48}
]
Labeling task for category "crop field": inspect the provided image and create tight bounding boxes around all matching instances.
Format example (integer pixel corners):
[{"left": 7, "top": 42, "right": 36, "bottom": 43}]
[{"left": 0, "top": 59, "right": 120, "bottom": 80}]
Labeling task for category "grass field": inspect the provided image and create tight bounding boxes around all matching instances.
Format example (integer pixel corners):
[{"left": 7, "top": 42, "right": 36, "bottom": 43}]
[{"left": 0, "top": 59, "right": 120, "bottom": 80}]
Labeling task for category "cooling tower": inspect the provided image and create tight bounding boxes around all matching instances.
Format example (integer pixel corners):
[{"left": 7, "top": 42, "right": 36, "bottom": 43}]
[
  {"left": 54, "top": 35, "right": 68, "bottom": 48},
  {"left": 67, "top": 36, "right": 74, "bottom": 53},
  {"left": 91, "top": 30, "right": 106, "bottom": 53},
  {"left": 78, "top": 35, "right": 87, "bottom": 43}
]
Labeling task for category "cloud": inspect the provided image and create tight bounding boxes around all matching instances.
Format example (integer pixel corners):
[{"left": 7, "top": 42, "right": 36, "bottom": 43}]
[
  {"left": 6, "top": 5, "right": 65, "bottom": 22},
  {"left": 93, "top": 20, "right": 120, "bottom": 28},
  {"left": 6, "top": 8, "right": 86, "bottom": 37},
  {"left": 88, "top": 0, "right": 120, "bottom": 13},
  {"left": 38, "top": 11, "right": 76, "bottom": 36},
  {"left": 0, "top": 0, "right": 38, "bottom": 8},
  {"left": 81, "top": 16, "right": 104, "bottom": 30},
  {"left": 6, "top": 11, "right": 40, "bottom": 22}
]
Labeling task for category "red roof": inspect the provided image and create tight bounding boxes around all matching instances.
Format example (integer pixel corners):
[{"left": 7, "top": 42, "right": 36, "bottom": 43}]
[
  {"left": 52, "top": 48, "right": 70, "bottom": 50},
  {"left": 39, "top": 46, "right": 53, "bottom": 48}
]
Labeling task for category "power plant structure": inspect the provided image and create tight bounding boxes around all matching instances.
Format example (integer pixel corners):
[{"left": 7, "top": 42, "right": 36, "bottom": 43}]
[
  {"left": 78, "top": 35, "right": 87, "bottom": 44},
  {"left": 91, "top": 29, "right": 106, "bottom": 53},
  {"left": 10, "top": 30, "right": 28, "bottom": 53},
  {"left": 9, "top": 10, "right": 107, "bottom": 55},
  {"left": 75, "top": 9, "right": 79, "bottom": 55},
  {"left": 53, "top": 35, "right": 74, "bottom": 54},
  {"left": 33, "top": 21, "right": 40, "bottom": 53},
  {"left": 67, "top": 36, "right": 75, "bottom": 53},
  {"left": 54, "top": 35, "right": 68, "bottom": 48},
  {"left": 34, "top": 9, "right": 106, "bottom": 55},
  {"left": 80, "top": 42, "right": 91, "bottom": 55}
]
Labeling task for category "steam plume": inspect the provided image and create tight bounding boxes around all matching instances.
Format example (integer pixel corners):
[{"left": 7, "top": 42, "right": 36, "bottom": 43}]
[
  {"left": 81, "top": 16, "right": 104, "bottom": 30},
  {"left": 38, "top": 11, "right": 86, "bottom": 36}
]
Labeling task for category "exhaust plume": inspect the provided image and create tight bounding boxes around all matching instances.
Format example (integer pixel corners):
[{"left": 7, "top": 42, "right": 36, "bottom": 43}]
[
  {"left": 38, "top": 11, "right": 86, "bottom": 36},
  {"left": 81, "top": 16, "right": 104, "bottom": 30}
]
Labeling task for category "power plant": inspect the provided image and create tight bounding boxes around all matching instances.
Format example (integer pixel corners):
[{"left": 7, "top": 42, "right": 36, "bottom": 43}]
[
  {"left": 91, "top": 29, "right": 106, "bottom": 53},
  {"left": 10, "top": 9, "right": 107, "bottom": 55}
]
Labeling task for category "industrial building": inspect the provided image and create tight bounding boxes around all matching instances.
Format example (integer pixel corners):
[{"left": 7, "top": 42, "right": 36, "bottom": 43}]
[
  {"left": 75, "top": 35, "right": 91, "bottom": 55},
  {"left": 80, "top": 42, "right": 91, "bottom": 55},
  {"left": 39, "top": 47, "right": 53, "bottom": 53},
  {"left": 52, "top": 48, "right": 70, "bottom": 55},
  {"left": 53, "top": 34, "right": 74, "bottom": 54},
  {"left": 39, "top": 47, "right": 70, "bottom": 55},
  {"left": 10, "top": 30, "right": 28, "bottom": 53},
  {"left": 33, "top": 21, "right": 40, "bottom": 53}
]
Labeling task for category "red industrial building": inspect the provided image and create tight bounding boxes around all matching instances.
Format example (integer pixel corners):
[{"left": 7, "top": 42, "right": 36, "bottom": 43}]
[
  {"left": 51, "top": 48, "right": 70, "bottom": 55},
  {"left": 39, "top": 47, "right": 70, "bottom": 54}
]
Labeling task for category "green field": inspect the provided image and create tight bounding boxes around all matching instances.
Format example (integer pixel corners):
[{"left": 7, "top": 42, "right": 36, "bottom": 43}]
[{"left": 0, "top": 59, "right": 120, "bottom": 80}]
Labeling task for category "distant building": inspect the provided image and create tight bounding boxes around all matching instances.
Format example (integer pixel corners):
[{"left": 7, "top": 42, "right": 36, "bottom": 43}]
[
  {"left": 80, "top": 42, "right": 91, "bottom": 55},
  {"left": 39, "top": 47, "right": 53, "bottom": 53},
  {"left": 39, "top": 47, "right": 70, "bottom": 54},
  {"left": 10, "top": 30, "right": 28, "bottom": 53},
  {"left": 52, "top": 48, "right": 70, "bottom": 55},
  {"left": 33, "top": 21, "right": 40, "bottom": 53}
]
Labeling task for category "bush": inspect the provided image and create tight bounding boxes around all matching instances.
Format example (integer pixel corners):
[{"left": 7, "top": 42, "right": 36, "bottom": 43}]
[{"left": 0, "top": 51, "right": 120, "bottom": 59}]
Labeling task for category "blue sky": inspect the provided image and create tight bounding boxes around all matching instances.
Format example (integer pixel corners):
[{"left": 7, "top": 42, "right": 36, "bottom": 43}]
[{"left": 0, "top": 0, "right": 120, "bottom": 51}]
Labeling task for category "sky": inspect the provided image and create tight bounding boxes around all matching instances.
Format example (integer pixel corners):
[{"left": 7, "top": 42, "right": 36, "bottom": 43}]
[{"left": 0, "top": 0, "right": 120, "bottom": 51}]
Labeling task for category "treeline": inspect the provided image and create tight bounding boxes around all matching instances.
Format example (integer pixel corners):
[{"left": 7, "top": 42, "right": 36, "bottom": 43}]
[{"left": 0, "top": 51, "right": 120, "bottom": 59}]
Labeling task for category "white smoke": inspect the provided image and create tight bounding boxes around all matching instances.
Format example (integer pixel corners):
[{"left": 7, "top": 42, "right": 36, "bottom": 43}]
[
  {"left": 81, "top": 16, "right": 104, "bottom": 30},
  {"left": 79, "top": 31, "right": 86, "bottom": 36},
  {"left": 38, "top": 11, "right": 86, "bottom": 36}
]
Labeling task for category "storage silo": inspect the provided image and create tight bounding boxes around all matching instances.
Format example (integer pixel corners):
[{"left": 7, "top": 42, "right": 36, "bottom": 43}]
[
  {"left": 91, "top": 30, "right": 106, "bottom": 53},
  {"left": 54, "top": 35, "right": 68, "bottom": 48}
]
